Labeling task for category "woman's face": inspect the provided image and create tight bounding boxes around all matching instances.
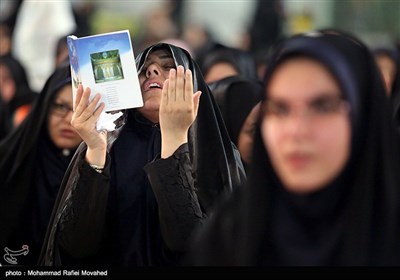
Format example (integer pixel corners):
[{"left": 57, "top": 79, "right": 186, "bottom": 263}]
[
  {"left": 0, "top": 64, "right": 16, "bottom": 102},
  {"left": 204, "top": 62, "right": 239, "bottom": 83},
  {"left": 375, "top": 54, "right": 396, "bottom": 96},
  {"left": 261, "top": 57, "right": 351, "bottom": 194},
  {"left": 237, "top": 102, "right": 261, "bottom": 165},
  {"left": 137, "top": 49, "right": 176, "bottom": 123},
  {"left": 47, "top": 84, "right": 82, "bottom": 149}
]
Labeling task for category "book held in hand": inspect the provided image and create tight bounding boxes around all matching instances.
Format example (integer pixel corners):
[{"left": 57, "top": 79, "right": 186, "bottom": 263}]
[{"left": 67, "top": 30, "right": 143, "bottom": 113}]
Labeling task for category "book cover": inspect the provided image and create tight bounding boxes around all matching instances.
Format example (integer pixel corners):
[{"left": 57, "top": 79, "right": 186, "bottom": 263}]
[{"left": 67, "top": 30, "right": 143, "bottom": 112}]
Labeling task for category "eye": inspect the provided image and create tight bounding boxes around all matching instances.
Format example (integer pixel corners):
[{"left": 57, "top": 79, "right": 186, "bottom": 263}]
[
  {"left": 247, "top": 125, "right": 257, "bottom": 135},
  {"left": 55, "top": 104, "right": 68, "bottom": 110},
  {"left": 263, "top": 100, "right": 289, "bottom": 118},
  {"left": 163, "top": 64, "right": 175, "bottom": 69},
  {"left": 310, "top": 97, "right": 343, "bottom": 114},
  {"left": 161, "top": 62, "right": 176, "bottom": 72},
  {"left": 53, "top": 103, "right": 72, "bottom": 113}
]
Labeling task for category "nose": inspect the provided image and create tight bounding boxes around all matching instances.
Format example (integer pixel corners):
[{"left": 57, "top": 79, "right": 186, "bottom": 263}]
[
  {"left": 64, "top": 109, "right": 74, "bottom": 121},
  {"left": 283, "top": 109, "right": 311, "bottom": 136},
  {"left": 146, "top": 64, "right": 160, "bottom": 78}
]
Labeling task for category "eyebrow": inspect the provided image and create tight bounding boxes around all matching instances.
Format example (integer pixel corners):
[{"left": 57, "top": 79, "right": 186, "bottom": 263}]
[
  {"left": 54, "top": 98, "right": 71, "bottom": 104},
  {"left": 143, "top": 54, "right": 174, "bottom": 66},
  {"left": 158, "top": 54, "right": 173, "bottom": 60},
  {"left": 268, "top": 92, "right": 342, "bottom": 102}
]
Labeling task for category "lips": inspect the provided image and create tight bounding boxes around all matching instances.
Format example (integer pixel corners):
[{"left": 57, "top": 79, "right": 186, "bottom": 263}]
[
  {"left": 285, "top": 152, "right": 312, "bottom": 169},
  {"left": 60, "top": 129, "right": 77, "bottom": 138},
  {"left": 143, "top": 79, "right": 163, "bottom": 93}
]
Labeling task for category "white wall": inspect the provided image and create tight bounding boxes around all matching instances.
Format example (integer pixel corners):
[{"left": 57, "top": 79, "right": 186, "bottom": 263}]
[{"left": 182, "top": 0, "right": 257, "bottom": 47}]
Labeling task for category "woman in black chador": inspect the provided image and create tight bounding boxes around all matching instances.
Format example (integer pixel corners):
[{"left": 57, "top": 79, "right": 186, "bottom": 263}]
[
  {"left": 39, "top": 43, "right": 245, "bottom": 266},
  {"left": 0, "top": 54, "right": 38, "bottom": 140},
  {"left": 188, "top": 30, "right": 400, "bottom": 266},
  {"left": 379, "top": 45, "right": 400, "bottom": 135},
  {"left": 0, "top": 63, "right": 82, "bottom": 265},
  {"left": 208, "top": 76, "right": 262, "bottom": 170}
]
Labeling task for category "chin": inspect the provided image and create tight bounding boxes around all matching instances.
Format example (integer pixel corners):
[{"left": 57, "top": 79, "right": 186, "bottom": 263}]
[
  {"left": 142, "top": 98, "right": 161, "bottom": 110},
  {"left": 281, "top": 177, "right": 327, "bottom": 194},
  {"left": 137, "top": 102, "right": 160, "bottom": 121},
  {"left": 54, "top": 139, "right": 80, "bottom": 150}
]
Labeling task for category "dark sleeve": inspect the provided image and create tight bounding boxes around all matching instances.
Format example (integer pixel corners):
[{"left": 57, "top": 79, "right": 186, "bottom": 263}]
[
  {"left": 57, "top": 150, "right": 111, "bottom": 259},
  {"left": 144, "top": 143, "right": 207, "bottom": 252},
  {"left": 184, "top": 187, "right": 245, "bottom": 266}
]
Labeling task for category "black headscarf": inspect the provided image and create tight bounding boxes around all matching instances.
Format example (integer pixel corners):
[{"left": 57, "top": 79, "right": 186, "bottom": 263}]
[
  {"left": 0, "top": 63, "right": 77, "bottom": 265},
  {"left": 200, "top": 45, "right": 259, "bottom": 82},
  {"left": 0, "top": 96, "right": 7, "bottom": 139},
  {"left": 135, "top": 43, "right": 245, "bottom": 211},
  {"left": 39, "top": 43, "right": 246, "bottom": 266},
  {"left": 0, "top": 54, "right": 37, "bottom": 139},
  {"left": 208, "top": 76, "right": 263, "bottom": 146},
  {"left": 373, "top": 46, "right": 400, "bottom": 97},
  {"left": 378, "top": 46, "right": 400, "bottom": 134},
  {"left": 189, "top": 30, "right": 400, "bottom": 266}
]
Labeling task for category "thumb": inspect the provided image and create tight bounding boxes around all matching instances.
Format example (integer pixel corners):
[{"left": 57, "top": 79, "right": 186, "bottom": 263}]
[{"left": 193, "top": 91, "right": 202, "bottom": 118}]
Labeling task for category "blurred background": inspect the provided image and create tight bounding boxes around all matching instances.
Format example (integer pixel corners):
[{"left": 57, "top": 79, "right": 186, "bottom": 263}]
[{"left": 0, "top": 0, "right": 399, "bottom": 91}]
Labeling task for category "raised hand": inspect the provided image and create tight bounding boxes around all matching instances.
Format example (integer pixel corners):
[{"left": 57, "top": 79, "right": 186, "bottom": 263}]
[
  {"left": 70, "top": 84, "right": 107, "bottom": 166},
  {"left": 159, "top": 65, "right": 201, "bottom": 158}
]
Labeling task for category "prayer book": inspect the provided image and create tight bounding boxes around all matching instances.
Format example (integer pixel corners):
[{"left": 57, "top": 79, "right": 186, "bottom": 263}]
[{"left": 67, "top": 30, "right": 143, "bottom": 112}]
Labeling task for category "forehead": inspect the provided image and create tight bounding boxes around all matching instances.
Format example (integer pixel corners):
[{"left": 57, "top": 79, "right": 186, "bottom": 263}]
[
  {"left": 375, "top": 52, "right": 394, "bottom": 61},
  {"left": 146, "top": 49, "right": 173, "bottom": 61},
  {"left": 267, "top": 57, "right": 340, "bottom": 100},
  {"left": 376, "top": 54, "right": 396, "bottom": 67},
  {"left": 54, "top": 84, "right": 73, "bottom": 101}
]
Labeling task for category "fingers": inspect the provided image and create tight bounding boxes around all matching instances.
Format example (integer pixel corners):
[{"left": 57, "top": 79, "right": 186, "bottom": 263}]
[
  {"left": 166, "top": 65, "right": 196, "bottom": 106},
  {"left": 193, "top": 91, "right": 202, "bottom": 117},
  {"left": 74, "top": 86, "right": 91, "bottom": 117},
  {"left": 75, "top": 84, "right": 84, "bottom": 110},
  {"left": 176, "top": 65, "right": 184, "bottom": 101},
  {"left": 87, "top": 94, "right": 103, "bottom": 119},
  {"left": 168, "top": 68, "right": 176, "bottom": 102},
  {"left": 92, "top": 100, "right": 105, "bottom": 120},
  {"left": 80, "top": 93, "right": 101, "bottom": 121},
  {"left": 161, "top": 79, "right": 169, "bottom": 107},
  {"left": 73, "top": 86, "right": 103, "bottom": 123},
  {"left": 184, "top": 69, "right": 193, "bottom": 103}
]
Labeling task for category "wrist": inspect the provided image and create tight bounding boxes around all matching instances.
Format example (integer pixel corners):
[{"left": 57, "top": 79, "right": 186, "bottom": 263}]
[
  {"left": 161, "top": 137, "right": 187, "bottom": 159},
  {"left": 86, "top": 147, "right": 106, "bottom": 167},
  {"left": 89, "top": 164, "right": 104, "bottom": 173}
]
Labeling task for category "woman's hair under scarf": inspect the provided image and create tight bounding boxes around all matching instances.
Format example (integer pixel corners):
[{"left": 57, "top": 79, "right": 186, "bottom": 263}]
[
  {"left": 135, "top": 43, "right": 246, "bottom": 212},
  {"left": 241, "top": 29, "right": 400, "bottom": 265},
  {"left": 0, "top": 63, "right": 72, "bottom": 250}
]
